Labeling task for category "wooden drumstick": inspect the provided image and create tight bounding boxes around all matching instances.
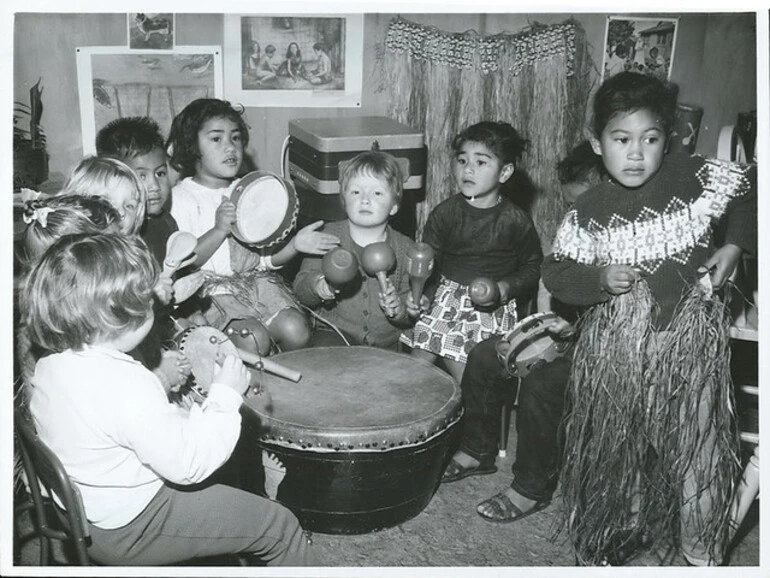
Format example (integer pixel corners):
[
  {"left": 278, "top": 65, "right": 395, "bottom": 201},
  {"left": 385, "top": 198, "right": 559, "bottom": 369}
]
[
  {"left": 234, "top": 347, "right": 302, "bottom": 383},
  {"left": 405, "top": 242, "right": 434, "bottom": 305}
]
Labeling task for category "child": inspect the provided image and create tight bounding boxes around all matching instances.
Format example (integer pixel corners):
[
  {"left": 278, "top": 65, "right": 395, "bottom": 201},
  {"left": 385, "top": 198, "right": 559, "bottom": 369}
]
[
  {"left": 293, "top": 150, "right": 415, "bottom": 350},
  {"left": 255, "top": 44, "right": 278, "bottom": 85},
  {"left": 96, "top": 116, "right": 177, "bottom": 264},
  {"left": 307, "top": 43, "right": 331, "bottom": 85},
  {"left": 14, "top": 195, "right": 191, "bottom": 401},
  {"left": 542, "top": 71, "right": 756, "bottom": 566},
  {"left": 21, "top": 233, "right": 312, "bottom": 566},
  {"left": 442, "top": 142, "right": 605, "bottom": 524},
  {"left": 60, "top": 156, "right": 146, "bottom": 236},
  {"left": 277, "top": 42, "right": 306, "bottom": 81},
  {"left": 400, "top": 121, "right": 543, "bottom": 383},
  {"left": 166, "top": 98, "right": 338, "bottom": 349}
]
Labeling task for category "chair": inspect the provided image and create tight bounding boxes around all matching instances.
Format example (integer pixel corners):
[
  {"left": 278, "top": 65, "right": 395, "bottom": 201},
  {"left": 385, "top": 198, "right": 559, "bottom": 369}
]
[{"left": 14, "top": 408, "right": 91, "bottom": 565}]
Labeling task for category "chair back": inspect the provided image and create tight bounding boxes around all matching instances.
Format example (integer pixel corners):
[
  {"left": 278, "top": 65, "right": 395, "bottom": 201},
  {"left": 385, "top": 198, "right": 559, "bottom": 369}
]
[{"left": 14, "top": 408, "right": 91, "bottom": 565}]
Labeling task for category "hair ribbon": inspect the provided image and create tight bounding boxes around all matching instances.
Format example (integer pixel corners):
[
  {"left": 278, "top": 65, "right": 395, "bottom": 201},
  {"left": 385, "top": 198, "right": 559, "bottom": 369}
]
[{"left": 23, "top": 206, "right": 55, "bottom": 228}]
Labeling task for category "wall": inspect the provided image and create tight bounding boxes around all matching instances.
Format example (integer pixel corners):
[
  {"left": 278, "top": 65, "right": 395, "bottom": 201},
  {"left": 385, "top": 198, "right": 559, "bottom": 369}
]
[{"left": 14, "top": 11, "right": 757, "bottom": 186}]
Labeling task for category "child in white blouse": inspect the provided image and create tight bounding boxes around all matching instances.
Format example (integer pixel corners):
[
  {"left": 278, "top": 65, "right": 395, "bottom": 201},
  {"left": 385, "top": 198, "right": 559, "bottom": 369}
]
[{"left": 21, "top": 233, "right": 313, "bottom": 566}]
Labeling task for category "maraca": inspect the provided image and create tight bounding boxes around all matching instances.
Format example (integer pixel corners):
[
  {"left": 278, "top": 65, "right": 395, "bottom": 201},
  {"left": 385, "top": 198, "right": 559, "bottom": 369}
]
[
  {"left": 361, "top": 241, "right": 397, "bottom": 317},
  {"left": 163, "top": 231, "right": 197, "bottom": 275},
  {"left": 405, "top": 242, "right": 434, "bottom": 305},
  {"left": 322, "top": 247, "right": 359, "bottom": 288},
  {"left": 469, "top": 276, "right": 500, "bottom": 307},
  {"left": 225, "top": 317, "right": 272, "bottom": 357},
  {"left": 267, "top": 307, "right": 312, "bottom": 351}
]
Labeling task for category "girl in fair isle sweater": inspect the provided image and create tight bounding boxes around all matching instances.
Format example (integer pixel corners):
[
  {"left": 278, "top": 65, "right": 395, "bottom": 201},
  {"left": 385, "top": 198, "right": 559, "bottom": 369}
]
[{"left": 542, "top": 71, "right": 756, "bottom": 567}]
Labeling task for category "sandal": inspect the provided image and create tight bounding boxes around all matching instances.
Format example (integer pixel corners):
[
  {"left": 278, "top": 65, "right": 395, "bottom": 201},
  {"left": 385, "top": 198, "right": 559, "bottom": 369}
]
[
  {"left": 441, "top": 458, "right": 497, "bottom": 484},
  {"left": 476, "top": 492, "right": 550, "bottom": 523}
]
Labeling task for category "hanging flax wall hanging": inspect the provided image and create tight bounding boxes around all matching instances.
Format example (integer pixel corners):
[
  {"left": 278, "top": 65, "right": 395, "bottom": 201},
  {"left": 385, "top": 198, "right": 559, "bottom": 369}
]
[{"left": 380, "top": 17, "right": 593, "bottom": 248}]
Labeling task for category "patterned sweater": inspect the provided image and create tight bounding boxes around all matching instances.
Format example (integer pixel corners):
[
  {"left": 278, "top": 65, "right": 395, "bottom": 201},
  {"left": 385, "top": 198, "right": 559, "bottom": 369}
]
[{"left": 542, "top": 153, "right": 756, "bottom": 328}]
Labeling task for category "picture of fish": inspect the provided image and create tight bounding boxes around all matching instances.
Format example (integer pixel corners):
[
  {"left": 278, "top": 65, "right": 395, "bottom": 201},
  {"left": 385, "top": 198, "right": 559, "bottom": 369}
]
[
  {"left": 179, "top": 55, "right": 213, "bottom": 76},
  {"left": 92, "top": 78, "right": 112, "bottom": 109}
]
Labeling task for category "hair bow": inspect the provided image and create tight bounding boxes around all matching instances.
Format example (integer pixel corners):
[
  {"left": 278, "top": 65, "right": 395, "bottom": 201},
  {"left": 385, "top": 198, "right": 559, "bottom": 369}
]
[{"left": 22, "top": 206, "right": 55, "bottom": 228}]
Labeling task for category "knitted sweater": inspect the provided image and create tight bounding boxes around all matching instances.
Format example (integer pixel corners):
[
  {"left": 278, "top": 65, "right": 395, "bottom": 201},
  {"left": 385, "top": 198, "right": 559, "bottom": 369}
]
[
  {"left": 542, "top": 153, "right": 756, "bottom": 328},
  {"left": 422, "top": 194, "right": 542, "bottom": 300},
  {"left": 293, "top": 221, "right": 414, "bottom": 349}
]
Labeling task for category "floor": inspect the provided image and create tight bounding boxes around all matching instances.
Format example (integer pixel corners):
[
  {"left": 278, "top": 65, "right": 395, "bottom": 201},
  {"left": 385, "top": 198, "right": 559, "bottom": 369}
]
[{"left": 12, "top": 429, "right": 760, "bottom": 571}]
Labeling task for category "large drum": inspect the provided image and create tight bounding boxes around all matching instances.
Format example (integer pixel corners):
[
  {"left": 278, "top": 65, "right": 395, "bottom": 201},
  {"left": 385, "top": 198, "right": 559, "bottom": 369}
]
[{"left": 240, "top": 346, "right": 462, "bottom": 534}]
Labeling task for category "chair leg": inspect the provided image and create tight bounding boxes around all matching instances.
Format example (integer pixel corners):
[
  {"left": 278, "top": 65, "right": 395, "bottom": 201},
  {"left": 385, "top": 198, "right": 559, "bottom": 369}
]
[{"left": 498, "top": 402, "right": 510, "bottom": 458}]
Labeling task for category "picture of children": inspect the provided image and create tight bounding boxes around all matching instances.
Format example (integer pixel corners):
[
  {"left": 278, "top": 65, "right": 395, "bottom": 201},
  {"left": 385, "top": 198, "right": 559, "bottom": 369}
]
[
  {"left": 307, "top": 42, "right": 332, "bottom": 85},
  {"left": 254, "top": 44, "right": 279, "bottom": 85},
  {"left": 276, "top": 42, "right": 306, "bottom": 82}
]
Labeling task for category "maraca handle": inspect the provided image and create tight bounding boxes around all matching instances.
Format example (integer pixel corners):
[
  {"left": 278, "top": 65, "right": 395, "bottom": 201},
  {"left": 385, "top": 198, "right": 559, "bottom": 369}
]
[
  {"left": 235, "top": 347, "right": 302, "bottom": 382},
  {"left": 375, "top": 271, "right": 389, "bottom": 294},
  {"left": 410, "top": 277, "right": 428, "bottom": 305}
]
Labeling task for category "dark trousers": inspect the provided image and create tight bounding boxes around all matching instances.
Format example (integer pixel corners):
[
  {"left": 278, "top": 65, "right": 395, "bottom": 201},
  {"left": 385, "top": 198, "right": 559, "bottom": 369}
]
[{"left": 459, "top": 337, "right": 571, "bottom": 501}]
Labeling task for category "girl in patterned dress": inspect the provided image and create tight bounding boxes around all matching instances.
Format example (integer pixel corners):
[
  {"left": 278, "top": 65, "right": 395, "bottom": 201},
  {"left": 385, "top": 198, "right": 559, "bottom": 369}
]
[{"left": 400, "top": 121, "right": 542, "bottom": 383}]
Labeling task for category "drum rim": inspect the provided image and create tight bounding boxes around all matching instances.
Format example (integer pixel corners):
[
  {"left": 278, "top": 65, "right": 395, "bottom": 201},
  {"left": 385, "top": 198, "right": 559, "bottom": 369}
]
[
  {"left": 244, "top": 346, "right": 463, "bottom": 452},
  {"left": 230, "top": 170, "right": 299, "bottom": 249}
]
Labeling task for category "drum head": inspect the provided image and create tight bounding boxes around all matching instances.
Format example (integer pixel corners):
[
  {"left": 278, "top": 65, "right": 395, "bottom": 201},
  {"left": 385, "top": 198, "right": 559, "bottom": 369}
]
[
  {"left": 230, "top": 171, "right": 299, "bottom": 248},
  {"left": 177, "top": 325, "right": 239, "bottom": 396},
  {"left": 503, "top": 312, "right": 568, "bottom": 377},
  {"left": 244, "top": 346, "right": 462, "bottom": 452}
]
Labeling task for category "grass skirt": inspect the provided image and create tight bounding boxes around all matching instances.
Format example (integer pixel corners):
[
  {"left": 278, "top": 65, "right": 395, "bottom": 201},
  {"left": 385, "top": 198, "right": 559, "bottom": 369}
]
[{"left": 561, "top": 279, "right": 739, "bottom": 565}]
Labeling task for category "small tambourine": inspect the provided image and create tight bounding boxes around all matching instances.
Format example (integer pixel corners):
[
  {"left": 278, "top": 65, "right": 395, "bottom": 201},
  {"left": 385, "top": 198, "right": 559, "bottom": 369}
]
[
  {"left": 229, "top": 171, "right": 299, "bottom": 249},
  {"left": 496, "top": 312, "right": 571, "bottom": 378},
  {"left": 177, "top": 325, "right": 301, "bottom": 399}
]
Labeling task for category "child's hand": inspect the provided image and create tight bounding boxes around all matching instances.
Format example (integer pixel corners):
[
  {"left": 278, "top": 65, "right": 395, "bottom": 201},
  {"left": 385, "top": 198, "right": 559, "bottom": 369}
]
[
  {"left": 599, "top": 264, "right": 640, "bottom": 295},
  {"left": 214, "top": 197, "right": 237, "bottom": 233},
  {"left": 700, "top": 243, "right": 743, "bottom": 290},
  {"left": 314, "top": 274, "right": 337, "bottom": 301},
  {"left": 293, "top": 221, "right": 340, "bottom": 255},
  {"left": 154, "top": 272, "right": 174, "bottom": 305},
  {"left": 213, "top": 354, "right": 250, "bottom": 395},
  {"left": 378, "top": 279, "right": 404, "bottom": 319},
  {"left": 546, "top": 316, "right": 576, "bottom": 339},
  {"left": 405, "top": 293, "right": 431, "bottom": 317}
]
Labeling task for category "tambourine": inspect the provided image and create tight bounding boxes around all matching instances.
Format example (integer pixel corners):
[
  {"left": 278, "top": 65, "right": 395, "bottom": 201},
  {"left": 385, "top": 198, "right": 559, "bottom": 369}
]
[
  {"left": 496, "top": 312, "right": 571, "bottom": 378},
  {"left": 229, "top": 171, "right": 299, "bottom": 249},
  {"left": 177, "top": 325, "right": 301, "bottom": 399}
]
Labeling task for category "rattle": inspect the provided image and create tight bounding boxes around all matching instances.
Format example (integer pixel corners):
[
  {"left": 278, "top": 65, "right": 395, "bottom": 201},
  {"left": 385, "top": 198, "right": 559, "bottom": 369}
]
[
  {"left": 322, "top": 247, "right": 359, "bottom": 288},
  {"left": 495, "top": 312, "right": 571, "bottom": 378},
  {"left": 178, "top": 326, "right": 301, "bottom": 399},
  {"left": 361, "top": 241, "right": 397, "bottom": 317},
  {"left": 469, "top": 277, "right": 500, "bottom": 307},
  {"left": 405, "top": 242, "right": 434, "bottom": 305},
  {"left": 163, "top": 231, "right": 197, "bottom": 274}
]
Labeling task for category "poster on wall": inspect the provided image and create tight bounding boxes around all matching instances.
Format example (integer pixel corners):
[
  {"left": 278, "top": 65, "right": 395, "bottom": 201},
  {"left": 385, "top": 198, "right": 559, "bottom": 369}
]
[
  {"left": 601, "top": 16, "right": 679, "bottom": 82},
  {"left": 128, "top": 13, "right": 175, "bottom": 50},
  {"left": 223, "top": 14, "right": 363, "bottom": 108},
  {"left": 76, "top": 45, "right": 223, "bottom": 156}
]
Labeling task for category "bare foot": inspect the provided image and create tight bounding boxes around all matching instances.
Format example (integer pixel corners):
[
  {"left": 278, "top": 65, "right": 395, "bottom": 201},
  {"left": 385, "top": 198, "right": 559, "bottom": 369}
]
[
  {"left": 262, "top": 450, "right": 286, "bottom": 500},
  {"left": 450, "top": 450, "right": 480, "bottom": 469},
  {"left": 477, "top": 487, "right": 537, "bottom": 518}
]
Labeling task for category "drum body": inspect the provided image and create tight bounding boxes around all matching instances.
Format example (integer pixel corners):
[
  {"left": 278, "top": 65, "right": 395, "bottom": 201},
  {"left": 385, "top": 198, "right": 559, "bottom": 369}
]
[{"left": 240, "top": 346, "right": 462, "bottom": 534}]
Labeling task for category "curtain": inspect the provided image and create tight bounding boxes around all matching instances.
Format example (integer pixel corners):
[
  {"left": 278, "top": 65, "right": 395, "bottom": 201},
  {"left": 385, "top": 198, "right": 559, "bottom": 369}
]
[{"left": 380, "top": 17, "right": 593, "bottom": 251}]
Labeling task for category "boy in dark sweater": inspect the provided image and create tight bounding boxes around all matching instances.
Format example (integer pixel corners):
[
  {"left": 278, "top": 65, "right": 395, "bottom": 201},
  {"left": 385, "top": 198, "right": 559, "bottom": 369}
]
[
  {"left": 96, "top": 116, "right": 178, "bottom": 264},
  {"left": 542, "top": 71, "right": 756, "bottom": 566}
]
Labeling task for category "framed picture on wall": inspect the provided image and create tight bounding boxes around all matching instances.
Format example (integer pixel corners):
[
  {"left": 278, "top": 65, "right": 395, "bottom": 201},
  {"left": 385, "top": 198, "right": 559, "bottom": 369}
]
[
  {"left": 76, "top": 45, "right": 223, "bottom": 156},
  {"left": 128, "top": 13, "right": 175, "bottom": 50},
  {"left": 601, "top": 16, "right": 679, "bottom": 82},
  {"left": 223, "top": 14, "right": 364, "bottom": 108}
]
